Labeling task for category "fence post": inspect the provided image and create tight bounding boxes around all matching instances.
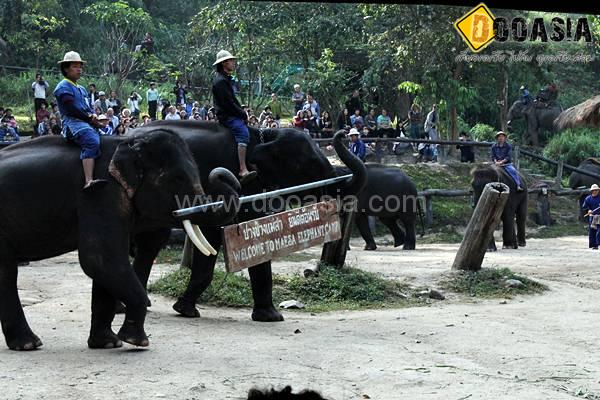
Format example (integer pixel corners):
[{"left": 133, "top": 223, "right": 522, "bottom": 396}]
[
  {"left": 452, "top": 182, "right": 510, "bottom": 271},
  {"left": 536, "top": 185, "right": 552, "bottom": 226},
  {"left": 425, "top": 194, "right": 433, "bottom": 227},
  {"left": 555, "top": 160, "right": 564, "bottom": 188},
  {"left": 513, "top": 145, "right": 520, "bottom": 170}
]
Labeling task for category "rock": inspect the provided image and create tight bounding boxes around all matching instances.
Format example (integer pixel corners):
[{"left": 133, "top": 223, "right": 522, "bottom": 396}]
[
  {"left": 505, "top": 279, "right": 524, "bottom": 288},
  {"left": 294, "top": 329, "right": 302, "bottom": 334},
  {"left": 416, "top": 290, "right": 430, "bottom": 298},
  {"left": 428, "top": 289, "right": 445, "bottom": 300},
  {"left": 397, "top": 292, "right": 409, "bottom": 299},
  {"left": 279, "top": 300, "right": 305, "bottom": 309}
]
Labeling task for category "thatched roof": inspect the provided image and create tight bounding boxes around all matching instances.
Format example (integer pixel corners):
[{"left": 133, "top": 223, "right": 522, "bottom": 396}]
[{"left": 554, "top": 95, "right": 600, "bottom": 130}]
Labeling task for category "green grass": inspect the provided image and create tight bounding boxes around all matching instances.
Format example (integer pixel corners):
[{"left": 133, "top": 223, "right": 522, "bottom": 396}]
[
  {"left": 439, "top": 268, "right": 548, "bottom": 298},
  {"left": 528, "top": 222, "right": 587, "bottom": 239},
  {"left": 149, "top": 263, "right": 425, "bottom": 312}
]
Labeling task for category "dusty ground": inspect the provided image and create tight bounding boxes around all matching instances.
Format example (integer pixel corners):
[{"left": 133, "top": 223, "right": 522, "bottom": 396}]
[{"left": 2, "top": 234, "right": 600, "bottom": 400}]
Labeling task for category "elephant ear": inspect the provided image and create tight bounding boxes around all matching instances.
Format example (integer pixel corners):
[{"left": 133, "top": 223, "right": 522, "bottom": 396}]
[{"left": 109, "top": 139, "right": 144, "bottom": 199}]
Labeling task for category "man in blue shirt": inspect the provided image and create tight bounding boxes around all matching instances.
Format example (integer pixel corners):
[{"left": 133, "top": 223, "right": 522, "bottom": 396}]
[
  {"left": 348, "top": 128, "right": 366, "bottom": 162},
  {"left": 54, "top": 51, "right": 107, "bottom": 192},
  {"left": 212, "top": 50, "right": 257, "bottom": 184},
  {"left": 582, "top": 184, "right": 600, "bottom": 249},
  {"left": 491, "top": 131, "right": 523, "bottom": 192}
]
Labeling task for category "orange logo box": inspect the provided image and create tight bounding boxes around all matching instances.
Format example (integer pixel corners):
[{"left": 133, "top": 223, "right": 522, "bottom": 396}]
[{"left": 454, "top": 3, "right": 496, "bottom": 53}]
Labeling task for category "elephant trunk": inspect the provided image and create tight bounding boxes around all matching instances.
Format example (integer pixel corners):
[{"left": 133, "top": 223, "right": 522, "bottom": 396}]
[{"left": 332, "top": 130, "right": 367, "bottom": 196}]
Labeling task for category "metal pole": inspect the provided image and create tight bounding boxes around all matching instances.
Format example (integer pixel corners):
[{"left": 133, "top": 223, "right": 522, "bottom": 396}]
[{"left": 173, "top": 174, "right": 353, "bottom": 218}]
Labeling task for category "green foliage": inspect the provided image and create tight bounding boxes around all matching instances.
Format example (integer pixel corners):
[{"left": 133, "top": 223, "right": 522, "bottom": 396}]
[
  {"left": 149, "top": 263, "right": 422, "bottom": 312},
  {"left": 543, "top": 128, "right": 600, "bottom": 167},
  {"left": 440, "top": 268, "right": 548, "bottom": 298},
  {"left": 469, "top": 123, "right": 496, "bottom": 142}
]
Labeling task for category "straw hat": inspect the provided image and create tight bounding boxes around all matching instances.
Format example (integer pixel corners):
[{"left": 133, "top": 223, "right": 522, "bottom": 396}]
[
  {"left": 212, "top": 50, "right": 236, "bottom": 66},
  {"left": 591, "top": 184, "right": 600, "bottom": 191},
  {"left": 97, "top": 114, "right": 109, "bottom": 121},
  {"left": 57, "top": 51, "right": 86, "bottom": 65}
]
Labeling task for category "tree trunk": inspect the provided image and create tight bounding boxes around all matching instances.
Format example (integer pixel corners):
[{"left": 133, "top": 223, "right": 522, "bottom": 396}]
[
  {"left": 448, "top": 60, "right": 464, "bottom": 156},
  {"left": 452, "top": 182, "right": 509, "bottom": 271},
  {"left": 499, "top": 65, "right": 509, "bottom": 131}
]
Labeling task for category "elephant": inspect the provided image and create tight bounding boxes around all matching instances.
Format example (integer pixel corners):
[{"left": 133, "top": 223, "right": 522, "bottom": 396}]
[
  {"left": 0, "top": 130, "right": 239, "bottom": 351},
  {"left": 506, "top": 100, "right": 562, "bottom": 147},
  {"left": 334, "top": 164, "right": 422, "bottom": 251},
  {"left": 471, "top": 164, "right": 528, "bottom": 251},
  {"left": 130, "top": 121, "right": 367, "bottom": 321}
]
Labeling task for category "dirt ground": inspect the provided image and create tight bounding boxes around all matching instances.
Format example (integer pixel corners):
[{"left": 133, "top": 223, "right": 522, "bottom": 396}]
[{"left": 2, "top": 234, "right": 600, "bottom": 400}]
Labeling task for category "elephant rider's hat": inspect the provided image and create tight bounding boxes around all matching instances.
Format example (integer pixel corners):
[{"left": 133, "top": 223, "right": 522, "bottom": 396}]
[
  {"left": 213, "top": 50, "right": 236, "bottom": 66},
  {"left": 495, "top": 131, "right": 507, "bottom": 139},
  {"left": 57, "top": 51, "right": 86, "bottom": 64},
  {"left": 347, "top": 128, "right": 360, "bottom": 137},
  {"left": 591, "top": 184, "right": 600, "bottom": 192}
]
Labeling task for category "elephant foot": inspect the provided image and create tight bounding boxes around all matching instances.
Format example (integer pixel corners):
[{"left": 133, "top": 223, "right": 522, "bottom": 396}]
[
  {"left": 518, "top": 241, "right": 526, "bottom": 247},
  {"left": 252, "top": 305, "right": 284, "bottom": 322},
  {"left": 116, "top": 297, "right": 152, "bottom": 314},
  {"left": 7, "top": 330, "right": 43, "bottom": 351},
  {"left": 403, "top": 243, "right": 416, "bottom": 250},
  {"left": 173, "top": 298, "right": 200, "bottom": 318},
  {"left": 364, "top": 243, "right": 377, "bottom": 251},
  {"left": 502, "top": 245, "right": 518, "bottom": 249},
  {"left": 117, "top": 321, "right": 149, "bottom": 347},
  {"left": 393, "top": 240, "right": 405, "bottom": 248},
  {"left": 88, "top": 329, "right": 123, "bottom": 349}
]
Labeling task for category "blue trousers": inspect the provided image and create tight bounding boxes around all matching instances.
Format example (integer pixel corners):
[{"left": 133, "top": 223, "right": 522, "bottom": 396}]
[
  {"left": 223, "top": 117, "right": 249, "bottom": 146},
  {"left": 589, "top": 225, "right": 600, "bottom": 248},
  {"left": 503, "top": 164, "right": 522, "bottom": 188}
]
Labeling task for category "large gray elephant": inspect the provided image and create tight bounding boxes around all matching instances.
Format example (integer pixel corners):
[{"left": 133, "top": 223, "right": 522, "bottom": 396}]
[
  {"left": 0, "top": 131, "right": 239, "bottom": 351},
  {"left": 506, "top": 100, "right": 562, "bottom": 147},
  {"left": 471, "top": 164, "right": 527, "bottom": 251},
  {"left": 334, "top": 164, "right": 422, "bottom": 251}
]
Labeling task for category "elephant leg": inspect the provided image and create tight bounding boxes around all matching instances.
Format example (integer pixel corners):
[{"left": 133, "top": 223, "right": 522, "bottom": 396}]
[
  {"left": 399, "top": 216, "right": 417, "bottom": 250},
  {"left": 356, "top": 212, "right": 376, "bottom": 250},
  {"left": 133, "top": 228, "right": 172, "bottom": 290},
  {"left": 487, "top": 236, "right": 497, "bottom": 252},
  {"left": 78, "top": 207, "right": 149, "bottom": 348},
  {"left": 0, "top": 252, "right": 43, "bottom": 351},
  {"left": 249, "top": 262, "right": 284, "bottom": 322},
  {"left": 173, "top": 227, "right": 221, "bottom": 318},
  {"left": 501, "top": 209, "right": 517, "bottom": 249},
  {"left": 517, "top": 201, "right": 527, "bottom": 247},
  {"left": 379, "top": 217, "right": 405, "bottom": 248},
  {"left": 88, "top": 281, "right": 122, "bottom": 349}
]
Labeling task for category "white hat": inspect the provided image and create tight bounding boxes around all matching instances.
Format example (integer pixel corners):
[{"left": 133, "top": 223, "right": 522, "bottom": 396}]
[
  {"left": 57, "top": 51, "right": 86, "bottom": 64},
  {"left": 212, "top": 50, "right": 236, "bottom": 66},
  {"left": 98, "top": 91, "right": 106, "bottom": 96},
  {"left": 97, "top": 114, "right": 109, "bottom": 121},
  {"left": 347, "top": 128, "right": 360, "bottom": 137},
  {"left": 591, "top": 184, "right": 600, "bottom": 191}
]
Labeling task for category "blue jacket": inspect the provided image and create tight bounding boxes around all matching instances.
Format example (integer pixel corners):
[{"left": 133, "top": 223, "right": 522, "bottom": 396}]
[
  {"left": 54, "top": 79, "right": 95, "bottom": 137},
  {"left": 582, "top": 194, "right": 600, "bottom": 223},
  {"left": 349, "top": 139, "right": 366, "bottom": 161},
  {"left": 491, "top": 142, "right": 513, "bottom": 164}
]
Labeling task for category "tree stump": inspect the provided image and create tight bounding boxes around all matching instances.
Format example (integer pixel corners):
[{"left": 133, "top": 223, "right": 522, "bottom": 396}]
[
  {"left": 536, "top": 185, "right": 552, "bottom": 226},
  {"left": 452, "top": 182, "right": 510, "bottom": 271}
]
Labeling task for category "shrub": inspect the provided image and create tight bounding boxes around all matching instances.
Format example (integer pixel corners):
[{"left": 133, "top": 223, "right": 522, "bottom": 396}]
[
  {"left": 543, "top": 128, "right": 600, "bottom": 167},
  {"left": 469, "top": 123, "right": 496, "bottom": 142}
]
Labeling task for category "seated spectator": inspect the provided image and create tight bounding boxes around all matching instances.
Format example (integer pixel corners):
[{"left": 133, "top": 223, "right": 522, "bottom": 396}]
[
  {"left": 97, "top": 114, "right": 113, "bottom": 135},
  {"left": 37, "top": 115, "right": 51, "bottom": 136},
  {"left": 185, "top": 98, "right": 194, "bottom": 116},
  {"left": 350, "top": 109, "right": 364, "bottom": 130},
  {"left": 304, "top": 109, "right": 319, "bottom": 138},
  {"left": 114, "top": 123, "right": 127, "bottom": 136},
  {"left": 457, "top": 131, "right": 475, "bottom": 163},
  {"left": 50, "top": 102, "right": 61, "bottom": 121},
  {"left": 106, "top": 108, "right": 119, "bottom": 129},
  {"left": 365, "top": 108, "right": 377, "bottom": 137},
  {"left": 179, "top": 110, "right": 188, "bottom": 120},
  {"left": 49, "top": 116, "right": 61, "bottom": 135},
  {"left": 293, "top": 110, "right": 304, "bottom": 129},
  {"left": 121, "top": 108, "right": 132, "bottom": 120},
  {"left": 160, "top": 99, "right": 171, "bottom": 120},
  {"left": 347, "top": 128, "right": 366, "bottom": 162},
  {"left": 259, "top": 106, "right": 273, "bottom": 126},
  {"left": 165, "top": 106, "right": 181, "bottom": 120},
  {"left": 94, "top": 91, "right": 110, "bottom": 114},
  {"left": 319, "top": 111, "right": 334, "bottom": 138},
  {"left": 191, "top": 112, "right": 202, "bottom": 121},
  {"left": 206, "top": 109, "right": 216, "bottom": 121},
  {"left": 377, "top": 108, "right": 395, "bottom": 138},
  {"left": 336, "top": 107, "right": 351, "bottom": 130},
  {"left": 0, "top": 122, "right": 20, "bottom": 142},
  {"left": 248, "top": 114, "right": 260, "bottom": 128},
  {"left": 140, "top": 114, "right": 151, "bottom": 126},
  {"left": 35, "top": 103, "right": 51, "bottom": 125},
  {"left": 1, "top": 109, "right": 19, "bottom": 135}
]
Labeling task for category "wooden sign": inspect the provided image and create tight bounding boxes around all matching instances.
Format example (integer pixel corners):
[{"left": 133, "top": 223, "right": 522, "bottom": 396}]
[{"left": 222, "top": 200, "right": 341, "bottom": 272}]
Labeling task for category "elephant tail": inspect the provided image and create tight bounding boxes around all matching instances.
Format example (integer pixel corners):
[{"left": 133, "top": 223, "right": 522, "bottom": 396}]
[{"left": 417, "top": 198, "right": 425, "bottom": 237}]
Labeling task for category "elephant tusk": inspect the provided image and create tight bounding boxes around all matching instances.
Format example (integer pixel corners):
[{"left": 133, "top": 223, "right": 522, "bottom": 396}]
[
  {"left": 192, "top": 223, "right": 217, "bottom": 255},
  {"left": 182, "top": 220, "right": 211, "bottom": 256}
]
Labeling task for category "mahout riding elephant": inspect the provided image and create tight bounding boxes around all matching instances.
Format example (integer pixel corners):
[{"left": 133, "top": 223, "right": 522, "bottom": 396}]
[
  {"left": 130, "top": 121, "right": 367, "bottom": 321},
  {"left": 471, "top": 164, "right": 528, "bottom": 251},
  {"left": 334, "top": 164, "right": 423, "bottom": 251},
  {"left": 0, "top": 131, "right": 239, "bottom": 351},
  {"left": 568, "top": 158, "right": 600, "bottom": 219},
  {"left": 506, "top": 100, "right": 562, "bottom": 147}
]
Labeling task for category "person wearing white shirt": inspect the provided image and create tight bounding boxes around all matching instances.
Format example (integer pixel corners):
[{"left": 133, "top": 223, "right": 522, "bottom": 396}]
[
  {"left": 127, "top": 91, "right": 143, "bottom": 118},
  {"left": 31, "top": 73, "right": 49, "bottom": 112},
  {"left": 165, "top": 106, "right": 181, "bottom": 120}
]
